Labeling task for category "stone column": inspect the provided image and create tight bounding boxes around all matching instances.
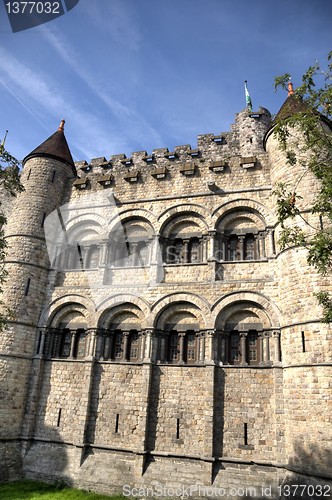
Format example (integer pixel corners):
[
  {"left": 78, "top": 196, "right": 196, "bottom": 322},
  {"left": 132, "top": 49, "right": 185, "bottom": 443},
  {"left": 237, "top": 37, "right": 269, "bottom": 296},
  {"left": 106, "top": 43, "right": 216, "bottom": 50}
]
[
  {"left": 222, "top": 235, "right": 228, "bottom": 261},
  {"left": 207, "top": 230, "right": 216, "bottom": 261},
  {"left": 181, "top": 239, "right": 189, "bottom": 263},
  {"left": 266, "top": 228, "right": 276, "bottom": 257},
  {"left": 140, "top": 331, "right": 146, "bottom": 361},
  {"left": 238, "top": 235, "right": 245, "bottom": 260},
  {"left": 69, "top": 330, "right": 77, "bottom": 359},
  {"left": 198, "top": 331, "right": 205, "bottom": 363},
  {"left": 258, "top": 231, "right": 266, "bottom": 259},
  {"left": 205, "top": 329, "right": 215, "bottom": 364},
  {"left": 99, "top": 239, "right": 108, "bottom": 267},
  {"left": 178, "top": 332, "right": 185, "bottom": 364},
  {"left": 87, "top": 328, "right": 97, "bottom": 359},
  {"left": 122, "top": 331, "right": 130, "bottom": 361},
  {"left": 130, "top": 242, "right": 138, "bottom": 267},
  {"left": 240, "top": 332, "right": 248, "bottom": 365},
  {"left": 142, "top": 328, "right": 154, "bottom": 362},
  {"left": 273, "top": 330, "right": 281, "bottom": 362},
  {"left": 264, "top": 331, "right": 271, "bottom": 363},
  {"left": 258, "top": 332, "right": 264, "bottom": 364}
]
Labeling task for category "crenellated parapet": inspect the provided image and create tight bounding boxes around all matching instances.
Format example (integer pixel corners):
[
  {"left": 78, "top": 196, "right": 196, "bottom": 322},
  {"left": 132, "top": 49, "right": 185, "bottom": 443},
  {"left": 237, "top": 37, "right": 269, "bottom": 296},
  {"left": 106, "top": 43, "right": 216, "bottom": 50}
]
[{"left": 72, "top": 108, "right": 272, "bottom": 196}]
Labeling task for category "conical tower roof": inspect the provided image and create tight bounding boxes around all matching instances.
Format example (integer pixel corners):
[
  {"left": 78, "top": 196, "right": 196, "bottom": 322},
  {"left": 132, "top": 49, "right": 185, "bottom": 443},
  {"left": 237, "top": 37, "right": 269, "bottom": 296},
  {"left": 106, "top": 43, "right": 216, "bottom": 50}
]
[
  {"left": 274, "top": 94, "right": 309, "bottom": 122},
  {"left": 23, "top": 120, "right": 76, "bottom": 174},
  {"left": 264, "top": 82, "right": 311, "bottom": 148}
]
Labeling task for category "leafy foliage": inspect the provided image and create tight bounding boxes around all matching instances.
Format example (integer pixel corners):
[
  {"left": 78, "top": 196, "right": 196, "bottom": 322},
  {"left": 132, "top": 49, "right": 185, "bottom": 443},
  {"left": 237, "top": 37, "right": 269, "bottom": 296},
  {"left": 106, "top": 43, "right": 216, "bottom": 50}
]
[
  {"left": 274, "top": 52, "right": 332, "bottom": 322},
  {"left": 0, "top": 140, "right": 23, "bottom": 330}
]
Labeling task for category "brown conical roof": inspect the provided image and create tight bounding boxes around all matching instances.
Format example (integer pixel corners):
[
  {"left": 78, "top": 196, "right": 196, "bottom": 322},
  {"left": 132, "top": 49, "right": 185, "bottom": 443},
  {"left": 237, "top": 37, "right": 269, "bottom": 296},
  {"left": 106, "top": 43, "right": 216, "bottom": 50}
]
[
  {"left": 23, "top": 120, "right": 76, "bottom": 174},
  {"left": 274, "top": 93, "right": 309, "bottom": 122}
]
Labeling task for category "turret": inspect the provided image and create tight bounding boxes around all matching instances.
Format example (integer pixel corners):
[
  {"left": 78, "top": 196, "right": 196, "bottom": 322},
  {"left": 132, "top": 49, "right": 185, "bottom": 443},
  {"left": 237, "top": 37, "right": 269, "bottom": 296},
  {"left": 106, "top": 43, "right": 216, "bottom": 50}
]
[
  {"left": 0, "top": 121, "right": 75, "bottom": 479},
  {"left": 264, "top": 84, "right": 332, "bottom": 480},
  {"left": 235, "top": 106, "right": 272, "bottom": 157}
]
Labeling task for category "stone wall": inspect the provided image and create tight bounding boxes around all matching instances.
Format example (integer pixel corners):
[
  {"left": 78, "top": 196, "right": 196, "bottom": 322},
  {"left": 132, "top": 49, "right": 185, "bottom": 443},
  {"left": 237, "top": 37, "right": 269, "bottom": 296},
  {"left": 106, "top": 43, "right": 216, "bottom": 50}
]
[{"left": 0, "top": 106, "right": 331, "bottom": 496}]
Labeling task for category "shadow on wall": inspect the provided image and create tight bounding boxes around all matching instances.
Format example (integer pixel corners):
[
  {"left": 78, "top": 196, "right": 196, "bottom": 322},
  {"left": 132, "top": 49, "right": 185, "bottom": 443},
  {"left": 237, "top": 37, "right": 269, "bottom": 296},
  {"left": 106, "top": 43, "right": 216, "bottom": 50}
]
[
  {"left": 21, "top": 360, "right": 72, "bottom": 488},
  {"left": 241, "top": 439, "right": 332, "bottom": 500}
]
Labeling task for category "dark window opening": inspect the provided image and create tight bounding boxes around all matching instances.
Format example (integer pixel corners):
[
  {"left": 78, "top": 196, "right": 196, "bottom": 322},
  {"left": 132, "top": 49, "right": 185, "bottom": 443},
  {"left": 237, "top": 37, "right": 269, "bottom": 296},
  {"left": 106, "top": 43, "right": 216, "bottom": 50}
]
[
  {"left": 114, "top": 330, "right": 124, "bottom": 359},
  {"left": 164, "top": 330, "right": 198, "bottom": 364},
  {"left": 244, "top": 423, "right": 248, "bottom": 445},
  {"left": 169, "top": 331, "right": 179, "bottom": 362},
  {"left": 24, "top": 278, "right": 31, "bottom": 296},
  {"left": 230, "top": 332, "right": 240, "bottom": 364},
  {"left": 301, "top": 331, "right": 306, "bottom": 353},
  {"left": 176, "top": 418, "right": 180, "bottom": 439},
  {"left": 59, "top": 329, "right": 71, "bottom": 358},
  {"left": 129, "top": 330, "right": 140, "bottom": 360},
  {"left": 57, "top": 408, "right": 62, "bottom": 427},
  {"left": 165, "top": 237, "right": 204, "bottom": 264},
  {"left": 74, "top": 329, "right": 86, "bottom": 359},
  {"left": 41, "top": 213, "right": 46, "bottom": 228},
  {"left": 227, "top": 330, "right": 260, "bottom": 365}
]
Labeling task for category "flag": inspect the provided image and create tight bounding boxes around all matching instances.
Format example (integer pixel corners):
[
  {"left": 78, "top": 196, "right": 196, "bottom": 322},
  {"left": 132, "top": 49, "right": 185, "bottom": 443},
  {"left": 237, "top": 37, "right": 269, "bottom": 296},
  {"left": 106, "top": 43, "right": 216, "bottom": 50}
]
[{"left": 244, "top": 81, "right": 253, "bottom": 112}]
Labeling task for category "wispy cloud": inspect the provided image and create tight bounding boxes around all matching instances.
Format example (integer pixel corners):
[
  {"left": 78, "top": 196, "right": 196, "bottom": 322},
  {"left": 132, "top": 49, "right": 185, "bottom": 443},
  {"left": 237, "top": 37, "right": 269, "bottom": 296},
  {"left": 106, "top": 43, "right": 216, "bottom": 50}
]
[
  {"left": 85, "top": 0, "right": 142, "bottom": 52},
  {"left": 0, "top": 46, "right": 121, "bottom": 159},
  {"left": 41, "top": 24, "right": 162, "bottom": 151}
]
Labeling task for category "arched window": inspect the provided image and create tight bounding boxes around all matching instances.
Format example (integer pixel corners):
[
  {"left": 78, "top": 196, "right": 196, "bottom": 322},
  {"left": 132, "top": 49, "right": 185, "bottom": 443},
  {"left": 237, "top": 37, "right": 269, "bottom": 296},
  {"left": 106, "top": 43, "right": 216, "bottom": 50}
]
[
  {"left": 215, "top": 209, "right": 266, "bottom": 261},
  {"left": 109, "top": 219, "right": 153, "bottom": 268},
  {"left": 215, "top": 301, "right": 276, "bottom": 365},
  {"left": 162, "top": 215, "right": 207, "bottom": 264},
  {"left": 62, "top": 221, "right": 102, "bottom": 271},
  {"left": 98, "top": 304, "right": 145, "bottom": 362}
]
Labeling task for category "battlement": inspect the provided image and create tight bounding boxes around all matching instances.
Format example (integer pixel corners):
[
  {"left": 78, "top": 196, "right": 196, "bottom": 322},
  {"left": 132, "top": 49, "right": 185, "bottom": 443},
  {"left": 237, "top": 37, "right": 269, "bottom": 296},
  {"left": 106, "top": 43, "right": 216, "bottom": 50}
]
[{"left": 73, "top": 107, "right": 272, "bottom": 190}]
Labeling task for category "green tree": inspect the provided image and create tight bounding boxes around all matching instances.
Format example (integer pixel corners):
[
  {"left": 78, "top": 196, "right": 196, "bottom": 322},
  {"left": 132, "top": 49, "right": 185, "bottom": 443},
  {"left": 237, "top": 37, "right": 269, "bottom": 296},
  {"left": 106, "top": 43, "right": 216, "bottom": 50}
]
[
  {"left": 0, "top": 136, "right": 23, "bottom": 329},
  {"left": 273, "top": 52, "right": 332, "bottom": 322}
]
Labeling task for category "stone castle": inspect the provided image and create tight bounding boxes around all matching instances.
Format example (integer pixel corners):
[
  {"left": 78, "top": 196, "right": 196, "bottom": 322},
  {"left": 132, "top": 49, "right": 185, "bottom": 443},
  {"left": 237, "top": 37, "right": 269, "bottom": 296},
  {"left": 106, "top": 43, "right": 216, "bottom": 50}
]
[{"left": 0, "top": 88, "right": 331, "bottom": 498}]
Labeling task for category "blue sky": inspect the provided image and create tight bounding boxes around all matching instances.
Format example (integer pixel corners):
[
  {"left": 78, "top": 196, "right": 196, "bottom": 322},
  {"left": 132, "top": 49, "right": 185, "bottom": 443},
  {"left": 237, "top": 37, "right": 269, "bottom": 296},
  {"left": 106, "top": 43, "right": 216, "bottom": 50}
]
[{"left": 0, "top": 0, "right": 331, "bottom": 162}]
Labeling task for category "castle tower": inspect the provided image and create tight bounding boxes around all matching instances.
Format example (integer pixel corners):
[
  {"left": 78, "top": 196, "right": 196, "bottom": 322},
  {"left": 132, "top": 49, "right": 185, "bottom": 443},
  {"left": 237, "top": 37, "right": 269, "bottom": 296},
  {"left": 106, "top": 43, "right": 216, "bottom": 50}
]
[
  {"left": 0, "top": 121, "right": 76, "bottom": 480},
  {"left": 264, "top": 90, "right": 332, "bottom": 480},
  {"left": 236, "top": 106, "right": 272, "bottom": 157}
]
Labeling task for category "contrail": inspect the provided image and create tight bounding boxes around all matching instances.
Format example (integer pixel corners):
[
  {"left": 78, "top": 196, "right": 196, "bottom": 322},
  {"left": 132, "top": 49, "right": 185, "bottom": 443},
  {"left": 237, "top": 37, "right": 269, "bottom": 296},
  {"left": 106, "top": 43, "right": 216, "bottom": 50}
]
[
  {"left": 0, "top": 76, "right": 50, "bottom": 133},
  {"left": 0, "top": 77, "right": 80, "bottom": 161}
]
